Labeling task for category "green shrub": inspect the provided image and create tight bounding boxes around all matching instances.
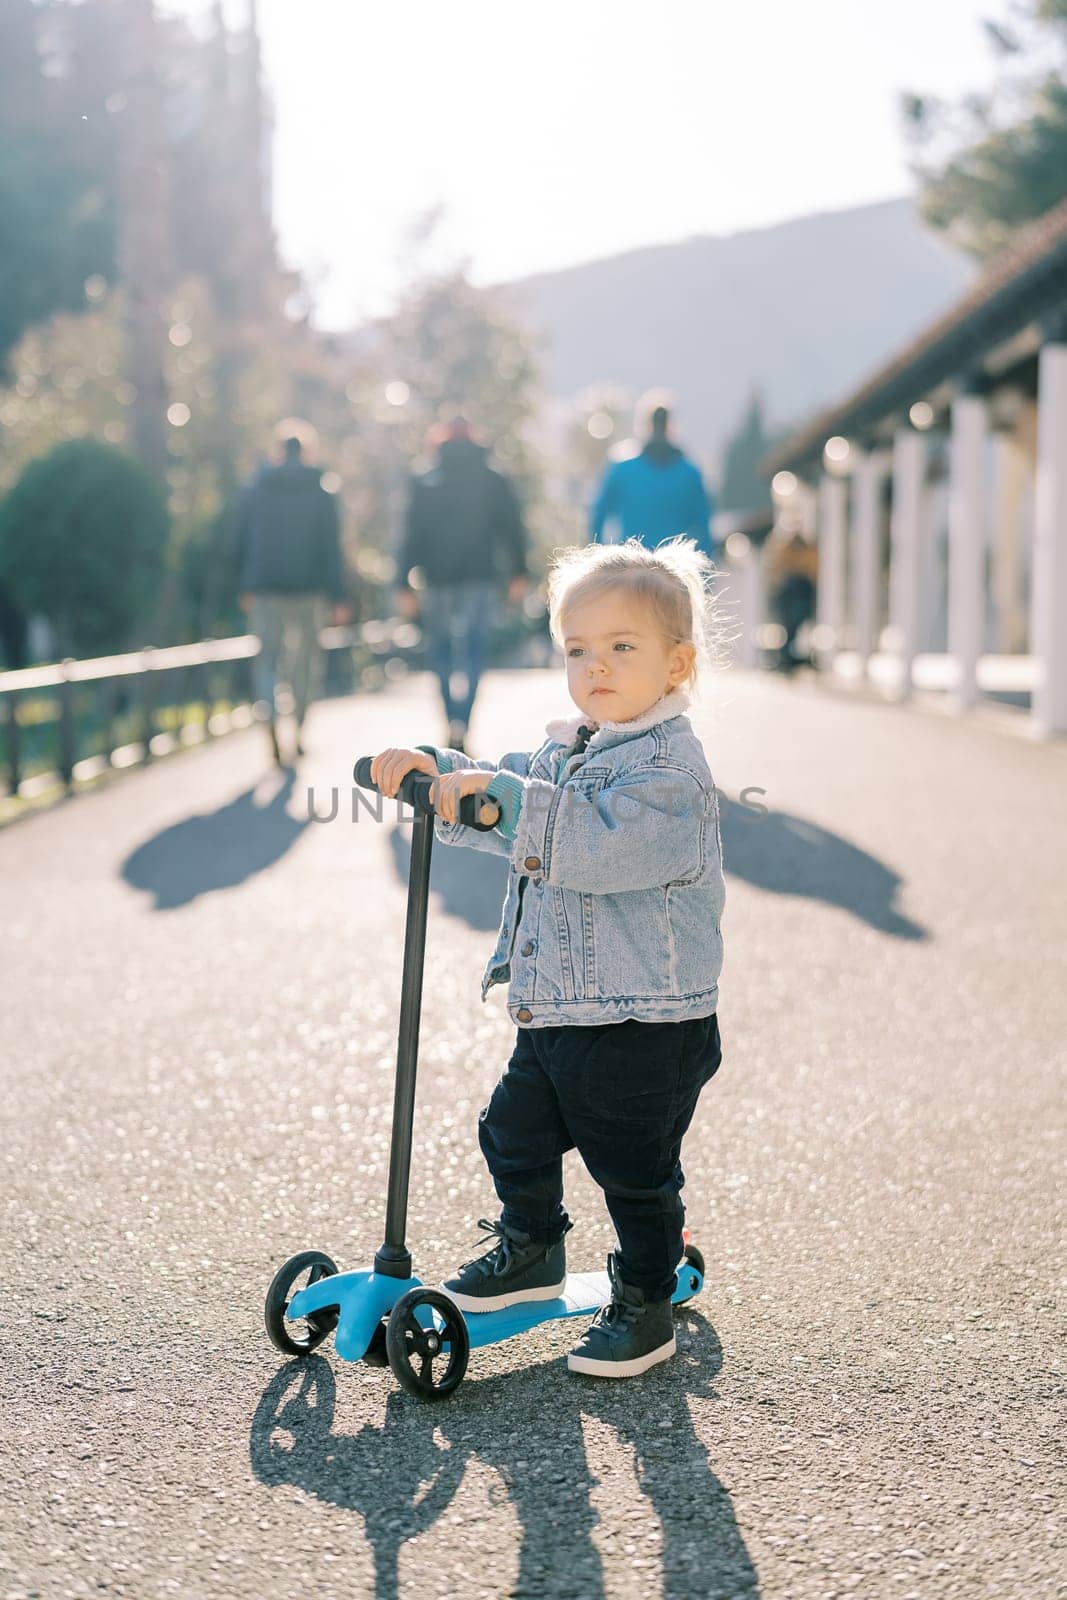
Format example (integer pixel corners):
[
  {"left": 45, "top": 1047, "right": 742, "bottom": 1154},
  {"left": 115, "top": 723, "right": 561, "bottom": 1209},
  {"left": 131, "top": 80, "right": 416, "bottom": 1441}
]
[{"left": 0, "top": 438, "right": 169, "bottom": 657}]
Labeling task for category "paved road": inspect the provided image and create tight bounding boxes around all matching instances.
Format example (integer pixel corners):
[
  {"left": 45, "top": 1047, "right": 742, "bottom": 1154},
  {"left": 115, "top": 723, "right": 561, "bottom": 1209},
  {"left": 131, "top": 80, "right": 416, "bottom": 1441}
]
[{"left": 1, "top": 668, "right": 1063, "bottom": 1599}]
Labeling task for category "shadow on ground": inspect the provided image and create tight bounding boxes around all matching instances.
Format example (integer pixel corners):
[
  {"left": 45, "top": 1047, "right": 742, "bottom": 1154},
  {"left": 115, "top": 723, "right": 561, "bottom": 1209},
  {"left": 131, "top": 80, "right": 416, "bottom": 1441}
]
[
  {"left": 379, "top": 796, "right": 928, "bottom": 943},
  {"left": 250, "top": 1310, "right": 758, "bottom": 1599},
  {"left": 389, "top": 823, "right": 510, "bottom": 933},
  {"left": 719, "top": 794, "right": 928, "bottom": 939},
  {"left": 122, "top": 769, "right": 306, "bottom": 910}
]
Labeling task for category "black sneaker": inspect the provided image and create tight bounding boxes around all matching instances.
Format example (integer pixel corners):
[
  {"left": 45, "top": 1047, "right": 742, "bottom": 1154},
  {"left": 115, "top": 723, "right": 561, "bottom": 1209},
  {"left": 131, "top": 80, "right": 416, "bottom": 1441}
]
[
  {"left": 441, "top": 1218, "right": 567, "bottom": 1313},
  {"left": 567, "top": 1252, "right": 676, "bottom": 1378}
]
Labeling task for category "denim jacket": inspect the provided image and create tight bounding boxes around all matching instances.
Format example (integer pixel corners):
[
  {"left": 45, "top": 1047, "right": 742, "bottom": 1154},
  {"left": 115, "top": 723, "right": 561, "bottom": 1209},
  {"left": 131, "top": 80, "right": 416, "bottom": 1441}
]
[{"left": 416, "top": 685, "right": 725, "bottom": 1029}]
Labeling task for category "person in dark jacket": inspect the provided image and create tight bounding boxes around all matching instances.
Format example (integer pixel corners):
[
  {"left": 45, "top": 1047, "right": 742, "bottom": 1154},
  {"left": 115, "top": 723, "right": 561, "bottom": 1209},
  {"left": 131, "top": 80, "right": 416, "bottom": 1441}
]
[
  {"left": 590, "top": 400, "right": 714, "bottom": 557},
  {"left": 231, "top": 434, "right": 351, "bottom": 765},
  {"left": 394, "top": 418, "right": 530, "bottom": 753}
]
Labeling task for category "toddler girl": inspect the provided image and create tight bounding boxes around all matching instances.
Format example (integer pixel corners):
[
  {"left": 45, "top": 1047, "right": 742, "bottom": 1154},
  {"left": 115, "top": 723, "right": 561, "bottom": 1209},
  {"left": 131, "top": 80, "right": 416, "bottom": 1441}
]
[{"left": 369, "top": 536, "right": 725, "bottom": 1377}]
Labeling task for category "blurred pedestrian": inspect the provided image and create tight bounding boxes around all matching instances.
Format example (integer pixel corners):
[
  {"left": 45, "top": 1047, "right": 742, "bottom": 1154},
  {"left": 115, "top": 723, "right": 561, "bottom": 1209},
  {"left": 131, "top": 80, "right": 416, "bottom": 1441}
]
[
  {"left": 764, "top": 524, "right": 818, "bottom": 673},
  {"left": 590, "top": 396, "right": 715, "bottom": 558},
  {"left": 394, "top": 417, "right": 530, "bottom": 753},
  {"left": 230, "top": 430, "right": 351, "bottom": 766}
]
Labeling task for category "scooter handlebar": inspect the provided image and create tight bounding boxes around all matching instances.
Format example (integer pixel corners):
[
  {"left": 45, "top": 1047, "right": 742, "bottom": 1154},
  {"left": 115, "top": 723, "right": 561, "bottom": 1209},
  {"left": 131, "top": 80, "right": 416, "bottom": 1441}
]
[{"left": 353, "top": 756, "right": 502, "bottom": 833}]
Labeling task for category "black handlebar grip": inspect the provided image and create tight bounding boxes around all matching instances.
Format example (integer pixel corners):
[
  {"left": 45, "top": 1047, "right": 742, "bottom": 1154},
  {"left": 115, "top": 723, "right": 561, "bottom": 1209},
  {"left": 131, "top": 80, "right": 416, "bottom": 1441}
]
[{"left": 353, "top": 756, "right": 502, "bottom": 833}]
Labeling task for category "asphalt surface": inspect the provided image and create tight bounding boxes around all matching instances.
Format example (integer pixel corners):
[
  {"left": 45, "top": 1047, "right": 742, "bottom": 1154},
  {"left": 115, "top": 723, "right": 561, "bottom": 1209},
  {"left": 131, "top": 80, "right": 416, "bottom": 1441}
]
[{"left": 1, "top": 667, "right": 1063, "bottom": 1600}]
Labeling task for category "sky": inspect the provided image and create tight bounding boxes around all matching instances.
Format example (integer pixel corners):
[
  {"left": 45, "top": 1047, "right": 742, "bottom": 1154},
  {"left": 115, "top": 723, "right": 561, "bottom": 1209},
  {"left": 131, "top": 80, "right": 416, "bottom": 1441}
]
[{"left": 163, "top": 0, "right": 1002, "bottom": 330}]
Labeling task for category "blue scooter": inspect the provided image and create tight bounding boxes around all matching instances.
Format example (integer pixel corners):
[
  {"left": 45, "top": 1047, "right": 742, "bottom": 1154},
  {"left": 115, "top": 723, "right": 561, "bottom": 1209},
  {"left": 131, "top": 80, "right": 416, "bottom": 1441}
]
[{"left": 263, "top": 756, "right": 705, "bottom": 1398}]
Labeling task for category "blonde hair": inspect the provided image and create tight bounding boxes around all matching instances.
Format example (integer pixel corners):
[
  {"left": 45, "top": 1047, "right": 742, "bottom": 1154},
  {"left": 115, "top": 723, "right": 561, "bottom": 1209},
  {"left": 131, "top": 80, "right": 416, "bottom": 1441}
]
[{"left": 547, "top": 536, "right": 725, "bottom": 695}]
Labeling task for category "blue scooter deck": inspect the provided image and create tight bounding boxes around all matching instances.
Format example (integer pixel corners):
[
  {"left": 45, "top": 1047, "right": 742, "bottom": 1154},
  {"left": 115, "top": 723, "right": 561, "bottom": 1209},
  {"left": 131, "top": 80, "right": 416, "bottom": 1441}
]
[
  {"left": 287, "top": 1258, "right": 703, "bottom": 1363},
  {"left": 457, "top": 1264, "right": 702, "bottom": 1349}
]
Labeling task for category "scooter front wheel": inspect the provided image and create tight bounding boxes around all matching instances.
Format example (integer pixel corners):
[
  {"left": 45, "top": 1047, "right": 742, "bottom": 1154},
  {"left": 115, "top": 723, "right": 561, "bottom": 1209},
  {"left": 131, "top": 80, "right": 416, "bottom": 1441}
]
[
  {"left": 264, "top": 1250, "right": 340, "bottom": 1357},
  {"left": 386, "top": 1289, "right": 469, "bottom": 1399}
]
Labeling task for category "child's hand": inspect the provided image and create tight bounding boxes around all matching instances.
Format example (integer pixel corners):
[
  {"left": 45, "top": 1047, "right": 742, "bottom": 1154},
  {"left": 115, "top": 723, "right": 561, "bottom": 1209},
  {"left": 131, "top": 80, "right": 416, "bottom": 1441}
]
[
  {"left": 432, "top": 768, "right": 500, "bottom": 826},
  {"left": 369, "top": 747, "right": 438, "bottom": 798}
]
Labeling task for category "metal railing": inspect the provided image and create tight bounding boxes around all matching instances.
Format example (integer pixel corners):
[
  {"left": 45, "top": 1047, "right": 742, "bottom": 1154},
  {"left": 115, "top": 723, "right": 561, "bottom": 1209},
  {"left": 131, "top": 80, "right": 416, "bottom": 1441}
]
[
  {"left": 0, "top": 635, "right": 262, "bottom": 800},
  {"left": 0, "top": 601, "right": 565, "bottom": 806},
  {"left": 0, "top": 618, "right": 424, "bottom": 803}
]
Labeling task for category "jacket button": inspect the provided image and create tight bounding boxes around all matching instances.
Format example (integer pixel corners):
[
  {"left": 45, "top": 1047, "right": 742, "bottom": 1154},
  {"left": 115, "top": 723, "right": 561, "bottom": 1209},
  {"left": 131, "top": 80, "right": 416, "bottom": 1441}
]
[
  {"left": 524, "top": 855, "right": 541, "bottom": 871},
  {"left": 521, "top": 941, "right": 535, "bottom": 956},
  {"left": 516, "top": 1007, "right": 533, "bottom": 1023}
]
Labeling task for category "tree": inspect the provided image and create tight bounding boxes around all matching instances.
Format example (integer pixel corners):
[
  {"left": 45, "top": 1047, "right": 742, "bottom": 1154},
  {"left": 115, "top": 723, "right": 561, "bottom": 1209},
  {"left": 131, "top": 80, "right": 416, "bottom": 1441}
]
[
  {"left": 384, "top": 270, "right": 541, "bottom": 471},
  {"left": 0, "top": 0, "right": 283, "bottom": 475},
  {"left": 0, "top": 0, "right": 321, "bottom": 649},
  {"left": 719, "top": 392, "right": 776, "bottom": 516},
  {"left": 0, "top": 439, "right": 169, "bottom": 655},
  {"left": 378, "top": 265, "right": 546, "bottom": 564},
  {"left": 902, "top": 1, "right": 1067, "bottom": 257},
  {"left": 113, "top": 0, "right": 171, "bottom": 481},
  {"left": 0, "top": 0, "right": 118, "bottom": 372}
]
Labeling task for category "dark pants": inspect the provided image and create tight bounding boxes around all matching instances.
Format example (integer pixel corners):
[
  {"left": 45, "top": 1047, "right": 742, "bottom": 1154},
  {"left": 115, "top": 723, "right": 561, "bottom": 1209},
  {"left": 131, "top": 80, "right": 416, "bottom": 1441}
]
[
  {"left": 773, "top": 574, "right": 815, "bottom": 668},
  {"left": 478, "top": 1014, "right": 722, "bottom": 1301},
  {"left": 419, "top": 577, "right": 495, "bottom": 729}
]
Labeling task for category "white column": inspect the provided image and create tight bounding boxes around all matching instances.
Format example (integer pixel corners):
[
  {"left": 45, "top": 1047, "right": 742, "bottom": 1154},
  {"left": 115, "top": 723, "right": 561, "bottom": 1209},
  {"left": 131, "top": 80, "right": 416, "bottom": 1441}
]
[
  {"left": 920, "top": 477, "right": 949, "bottom": 652},
  {"left": 888, "top": 427, "right": 926, "bottom": 696},
  {"left": 851, "top": 450, "right": 884, "bottom": 662},
  {"left": 990, "top": 430, "right": 1029, "bottom": 655},
  {"left": 740, "top": 543, "right": 764, "bottom": 671},
  {"left": 816, "top": 472, "right": 847, "bottom": 666},
  {"left": 947, "top": 392, "right": 989, "bottom": 709},
  {"left": 798, "top": 480, "right": 818, "bottom": 539},
  {"left": 1031, "top": 342, "right": 1067, "bottom": 736}
]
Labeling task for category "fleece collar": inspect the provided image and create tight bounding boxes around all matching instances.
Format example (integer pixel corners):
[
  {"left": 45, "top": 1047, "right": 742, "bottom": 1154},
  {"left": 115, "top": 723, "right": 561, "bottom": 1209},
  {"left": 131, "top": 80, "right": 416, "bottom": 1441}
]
[{"left": 543, "top": 684, "right": 692, "bottom": 746}]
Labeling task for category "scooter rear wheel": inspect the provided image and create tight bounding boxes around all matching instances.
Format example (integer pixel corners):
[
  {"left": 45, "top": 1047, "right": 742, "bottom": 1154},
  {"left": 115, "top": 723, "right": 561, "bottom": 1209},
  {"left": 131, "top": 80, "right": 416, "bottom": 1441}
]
[
  {"left": 264, "top": 1250, "right": 340, "bottom": 1357},
  {"left": 386, "top": 1289, "right": 469, "bottom": 1399}
]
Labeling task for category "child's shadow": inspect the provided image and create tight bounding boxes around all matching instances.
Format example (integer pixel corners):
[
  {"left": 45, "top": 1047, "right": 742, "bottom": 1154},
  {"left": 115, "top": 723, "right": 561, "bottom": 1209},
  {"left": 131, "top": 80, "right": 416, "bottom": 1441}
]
[
  {"left": 719, "top": 793, "right": 928, "bottom": 939},
  {"left": 380, "top": 797, "right": 929, "bottom": 943},
  {"left": 249, "top": 1311, "right": 759, "bottom": 1599}
]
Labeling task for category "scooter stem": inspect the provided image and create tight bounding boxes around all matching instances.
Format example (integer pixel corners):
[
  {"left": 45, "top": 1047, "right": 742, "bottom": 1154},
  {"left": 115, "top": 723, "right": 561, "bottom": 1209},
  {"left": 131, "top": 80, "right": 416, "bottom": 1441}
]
[{"left": 374, "top": 807, "right": 435, "bottom": 1279}]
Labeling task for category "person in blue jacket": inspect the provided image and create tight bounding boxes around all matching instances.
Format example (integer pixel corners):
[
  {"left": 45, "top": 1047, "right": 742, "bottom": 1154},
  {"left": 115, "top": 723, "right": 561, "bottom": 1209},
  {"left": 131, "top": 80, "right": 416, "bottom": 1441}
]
[{"left": 590, "top": 401, "right": 714, "bottom": 558}]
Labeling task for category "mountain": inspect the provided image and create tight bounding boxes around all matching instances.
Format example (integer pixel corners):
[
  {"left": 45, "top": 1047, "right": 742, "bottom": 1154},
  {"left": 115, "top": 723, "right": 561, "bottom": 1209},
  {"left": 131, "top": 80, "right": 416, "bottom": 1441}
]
[{"left": 501, "top": 198, "right": 973, "bottom": 462}]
